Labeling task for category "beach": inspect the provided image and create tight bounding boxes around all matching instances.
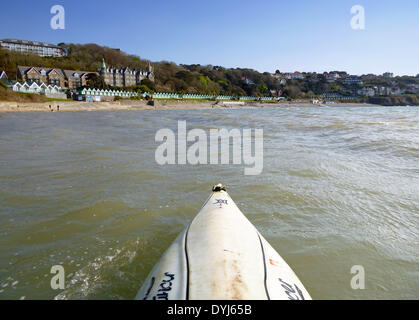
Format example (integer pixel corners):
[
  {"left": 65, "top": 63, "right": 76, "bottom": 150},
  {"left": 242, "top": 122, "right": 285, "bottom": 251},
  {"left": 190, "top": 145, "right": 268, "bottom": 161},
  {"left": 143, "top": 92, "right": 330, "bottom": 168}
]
[{"left": 0, "top": 100, "right": 375, "bottom": 113}]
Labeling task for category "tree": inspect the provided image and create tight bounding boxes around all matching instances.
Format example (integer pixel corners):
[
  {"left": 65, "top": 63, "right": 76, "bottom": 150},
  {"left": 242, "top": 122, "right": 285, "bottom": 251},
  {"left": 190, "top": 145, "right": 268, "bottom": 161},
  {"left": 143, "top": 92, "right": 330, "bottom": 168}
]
[
  {"left": 257, "top": 83, "right": 269, "bottom": 95},
  {"left": 283, "top": 85, "right": 302, "bottom": 99},
  {"left": 141, "top": 78, "right": 156, "bottom": 91},
  {"left": 85, "top": 73, "right": 107, "bottom": 89},
  {"left": 135, "top": 84, "right": 152, "bottom": 93}
]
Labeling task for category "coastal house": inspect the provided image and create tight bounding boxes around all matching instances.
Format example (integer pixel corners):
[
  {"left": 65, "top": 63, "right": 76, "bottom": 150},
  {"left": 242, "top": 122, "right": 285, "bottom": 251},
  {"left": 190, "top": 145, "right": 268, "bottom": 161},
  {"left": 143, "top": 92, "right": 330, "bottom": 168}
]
[
  {"left": 282, "top": 73, "right": 292, "bottom": 80},
  {"left": 324, "top": 73, "right": 340, "bottom": 82},
  {"left": 374, "top": 86, "right": 392, "bottom": 96},
  {"left": 0, "top": 71, "right": 8, "bottom": 83},
  {"left": 344, "top": 76, "right": 363, "bottom": 85},
  {"left": 18, "top": 66, "right": 97, "bottom": 90},
  {"left": 63, "top": 70, "right": 96, "bottom": 89},
  {"left": 99, "top": 59, "right": 155, "bottom": 87},
  {"left": 137, "top": 68, "right": 155, "bottom": 83},
  {"left": 382, "top": 72, "right": 394, "bottom": 78},
  {"left": 291, "top": 72, "right": 304, "bottom": 80},
  {"left": 17, "top": 66, "right": 66, "bottom": 87},
  {"left": 281, "top": 72, "right": 304, "bottom": 80},
  {"left": 357, "top": 87, "right": 375, "bottom": 97},
  {"left": 101, "top": 67, "right": 136, "bottom": 87}
]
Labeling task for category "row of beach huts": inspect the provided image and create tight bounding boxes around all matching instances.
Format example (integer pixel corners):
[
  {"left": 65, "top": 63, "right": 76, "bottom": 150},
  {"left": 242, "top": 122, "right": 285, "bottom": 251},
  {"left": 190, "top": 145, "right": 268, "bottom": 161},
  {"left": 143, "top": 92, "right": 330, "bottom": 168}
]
[{"left": 10, "top": 81, "right": 280, "bottom": 102}]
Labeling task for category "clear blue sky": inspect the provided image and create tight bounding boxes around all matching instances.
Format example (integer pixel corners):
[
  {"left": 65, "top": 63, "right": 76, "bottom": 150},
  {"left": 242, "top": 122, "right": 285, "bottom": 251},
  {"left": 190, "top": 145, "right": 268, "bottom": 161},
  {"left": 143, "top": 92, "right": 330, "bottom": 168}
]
[{"left": 1, "top": 0, "right": 418, "bottom": 75}]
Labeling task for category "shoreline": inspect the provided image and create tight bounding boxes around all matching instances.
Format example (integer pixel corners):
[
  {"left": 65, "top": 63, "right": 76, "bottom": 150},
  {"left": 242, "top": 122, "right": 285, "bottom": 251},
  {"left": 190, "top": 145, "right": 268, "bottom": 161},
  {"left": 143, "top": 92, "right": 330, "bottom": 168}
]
[{"left": 0, "top": 100, "right": 377, "bottom": 113}]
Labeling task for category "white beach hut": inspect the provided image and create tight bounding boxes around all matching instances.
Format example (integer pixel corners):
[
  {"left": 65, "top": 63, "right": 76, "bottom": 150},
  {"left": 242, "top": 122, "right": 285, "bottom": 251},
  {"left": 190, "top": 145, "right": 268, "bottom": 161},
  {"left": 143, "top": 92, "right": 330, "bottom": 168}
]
[
  {"left": 21, "top": 83, "right": 30, "bottom": 93},
  {"left": 39, "top": 83, "right": 47, "bottom": 94},
  {"left": 12, "top": 82, "right": 22, "bottom": 92},
  {"left": 29, "top": 82, "right": 40, "bottom": 93}
]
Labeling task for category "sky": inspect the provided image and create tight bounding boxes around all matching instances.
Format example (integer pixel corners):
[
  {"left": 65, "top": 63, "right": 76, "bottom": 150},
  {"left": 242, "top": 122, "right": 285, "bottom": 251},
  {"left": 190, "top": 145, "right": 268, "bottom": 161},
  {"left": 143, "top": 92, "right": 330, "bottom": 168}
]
[{"left": 1, "top": 0, "right": 418, "bottom": 76}]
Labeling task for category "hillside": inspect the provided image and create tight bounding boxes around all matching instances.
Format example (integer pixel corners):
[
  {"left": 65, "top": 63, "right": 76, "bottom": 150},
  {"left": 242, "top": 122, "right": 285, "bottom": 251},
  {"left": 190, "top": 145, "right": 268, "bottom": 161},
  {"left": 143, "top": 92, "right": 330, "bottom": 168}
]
[
  {"left": 0, "top": 43, "right": 284, "bottom": 97},
  {"left": 1, "top": 43, "right": 418, "bottom": 102}
]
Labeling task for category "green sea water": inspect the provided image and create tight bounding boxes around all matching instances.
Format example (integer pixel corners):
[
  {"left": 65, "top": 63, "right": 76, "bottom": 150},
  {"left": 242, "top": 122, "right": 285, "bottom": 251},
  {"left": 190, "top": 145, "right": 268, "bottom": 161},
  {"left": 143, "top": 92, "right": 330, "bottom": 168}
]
[{"left": 0, "top": 106, "right": 418, "bottom": 300}]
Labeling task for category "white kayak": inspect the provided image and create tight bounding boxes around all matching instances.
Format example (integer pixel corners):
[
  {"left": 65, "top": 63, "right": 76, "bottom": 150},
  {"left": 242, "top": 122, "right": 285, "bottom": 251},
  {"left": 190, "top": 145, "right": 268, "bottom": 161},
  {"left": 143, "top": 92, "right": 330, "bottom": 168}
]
[{"left": 136, "top": 184, "right": 311, "bottom": 300}]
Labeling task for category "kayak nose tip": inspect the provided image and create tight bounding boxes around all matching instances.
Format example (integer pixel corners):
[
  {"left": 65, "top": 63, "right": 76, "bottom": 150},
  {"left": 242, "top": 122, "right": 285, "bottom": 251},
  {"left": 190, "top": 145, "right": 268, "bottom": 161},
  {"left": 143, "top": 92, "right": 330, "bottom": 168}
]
[{"left": 212, "top": 183, "right": 227, "bottom": 192}]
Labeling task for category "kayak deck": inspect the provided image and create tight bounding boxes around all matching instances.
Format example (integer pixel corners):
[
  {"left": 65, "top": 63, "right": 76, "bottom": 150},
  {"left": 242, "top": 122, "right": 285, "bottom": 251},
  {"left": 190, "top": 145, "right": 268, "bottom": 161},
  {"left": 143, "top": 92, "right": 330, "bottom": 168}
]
[{"left": 136, "top": 184, "right": 311, "bottom": 300}]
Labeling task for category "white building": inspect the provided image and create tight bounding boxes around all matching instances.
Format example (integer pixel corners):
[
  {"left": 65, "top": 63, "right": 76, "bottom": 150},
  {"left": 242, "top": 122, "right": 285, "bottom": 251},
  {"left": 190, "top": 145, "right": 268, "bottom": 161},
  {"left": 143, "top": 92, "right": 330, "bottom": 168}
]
[
  {"left": 281, "top": 73, "right": 291, "bottom": 80},
  {"left": 0, "top": 39, "right": 65, "bottom": 57},
  {"left": 344, "top": 76, "right": 363, "bottom": 85},
  {"left": 374, "top": 86, "right": 392, "bottom": 96},
  {"left": 12, "top": 82, "right": 63, "bottom": 95},
  {"left": 291, "top": 72, "right": 304, "bottom": 79},
  {"left": 357, "top": 87, "right": 375, "bottom": 97},
  {"left": 325, "top": 73, "right": 340, "bottom": 82}
]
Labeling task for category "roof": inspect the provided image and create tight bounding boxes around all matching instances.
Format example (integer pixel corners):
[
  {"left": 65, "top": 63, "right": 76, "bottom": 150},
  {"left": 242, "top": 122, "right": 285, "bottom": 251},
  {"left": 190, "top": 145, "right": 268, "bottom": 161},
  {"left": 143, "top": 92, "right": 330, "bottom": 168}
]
[
  {"left": 0, "top": 38, "right": 62, "bottom": 49},
  {"left": 17, "top": 66, "right": 65, "bottom": 78},
  {"left": 63, "top": 70, "right": 97, "bottom": 79},
  {"left": 63, "top": 70, "right": 86, "bottom": 79}
]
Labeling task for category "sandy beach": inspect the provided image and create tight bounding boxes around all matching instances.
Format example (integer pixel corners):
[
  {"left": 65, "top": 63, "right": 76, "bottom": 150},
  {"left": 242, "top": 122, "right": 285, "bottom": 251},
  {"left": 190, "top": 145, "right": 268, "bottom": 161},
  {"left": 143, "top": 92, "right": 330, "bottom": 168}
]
[{"left": 0, "top": 99, "right": 375, "bottom": 113}]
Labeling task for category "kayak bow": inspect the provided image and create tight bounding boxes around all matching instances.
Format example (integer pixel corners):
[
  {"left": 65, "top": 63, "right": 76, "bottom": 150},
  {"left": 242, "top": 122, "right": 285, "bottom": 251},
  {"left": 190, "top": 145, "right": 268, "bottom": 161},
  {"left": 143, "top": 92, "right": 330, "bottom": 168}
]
[{"left": 136, "top": 184, "right": 311, "bottom": 300}]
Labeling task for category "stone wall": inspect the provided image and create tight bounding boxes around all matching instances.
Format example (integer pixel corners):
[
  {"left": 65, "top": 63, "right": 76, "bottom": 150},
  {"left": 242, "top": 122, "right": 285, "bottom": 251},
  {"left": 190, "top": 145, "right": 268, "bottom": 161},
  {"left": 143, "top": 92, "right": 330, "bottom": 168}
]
[{"left": 45, "top": 93, "right": 67, "bottom": 99}]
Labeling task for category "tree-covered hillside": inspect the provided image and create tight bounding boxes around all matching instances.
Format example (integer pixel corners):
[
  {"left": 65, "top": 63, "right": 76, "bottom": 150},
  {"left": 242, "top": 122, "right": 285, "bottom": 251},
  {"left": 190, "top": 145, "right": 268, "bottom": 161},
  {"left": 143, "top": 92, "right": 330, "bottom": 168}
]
[
  {"left": 1, "top": 43, "right": 417, "bottom": 100},
  {"left": 0, "top": 43, "right": 283, "bottom": 96},
  {"left": 0, "top": 43, "right": 150, "bottom": 78}
]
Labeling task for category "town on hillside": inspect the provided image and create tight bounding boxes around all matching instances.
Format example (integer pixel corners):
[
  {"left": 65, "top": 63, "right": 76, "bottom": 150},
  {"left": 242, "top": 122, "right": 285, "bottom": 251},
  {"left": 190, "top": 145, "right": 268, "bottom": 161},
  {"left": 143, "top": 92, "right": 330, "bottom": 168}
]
[{"left": 1, "top": 38, "right": 418, "bottom": 105}]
